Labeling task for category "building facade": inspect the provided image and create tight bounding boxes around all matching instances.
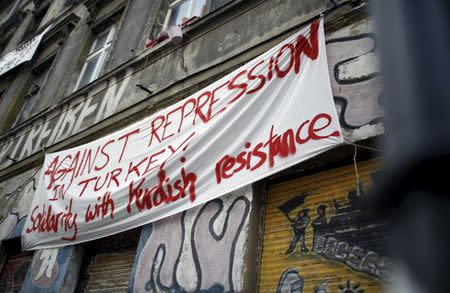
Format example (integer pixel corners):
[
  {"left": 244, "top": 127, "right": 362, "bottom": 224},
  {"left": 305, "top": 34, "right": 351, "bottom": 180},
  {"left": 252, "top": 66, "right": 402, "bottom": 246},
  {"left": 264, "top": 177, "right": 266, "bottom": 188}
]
[{"left": 0, "top": 0, "right": 385, "bottom": 292}]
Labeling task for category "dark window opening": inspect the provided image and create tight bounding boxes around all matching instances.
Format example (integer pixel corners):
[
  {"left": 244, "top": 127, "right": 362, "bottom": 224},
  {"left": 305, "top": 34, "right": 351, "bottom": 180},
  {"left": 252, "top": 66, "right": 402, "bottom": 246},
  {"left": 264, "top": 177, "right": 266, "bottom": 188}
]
[
  {"left": 12, "top": 54, "right": 55, "bottom": 127},
  {"left": 76, "top": 227, "right": 141, "bottom": 293}
]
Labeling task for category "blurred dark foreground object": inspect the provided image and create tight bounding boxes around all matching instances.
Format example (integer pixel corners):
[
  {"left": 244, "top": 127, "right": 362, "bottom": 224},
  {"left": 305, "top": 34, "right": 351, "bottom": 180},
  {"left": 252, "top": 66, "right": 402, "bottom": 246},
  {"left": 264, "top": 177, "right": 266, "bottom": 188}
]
[{"left": 371, "top": 0, "right": 450, "bottom": 292}]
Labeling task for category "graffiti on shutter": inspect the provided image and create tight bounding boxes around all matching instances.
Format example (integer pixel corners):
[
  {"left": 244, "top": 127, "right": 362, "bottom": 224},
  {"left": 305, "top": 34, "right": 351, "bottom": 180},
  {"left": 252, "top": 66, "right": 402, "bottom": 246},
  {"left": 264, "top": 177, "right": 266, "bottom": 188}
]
[{"left": 259, "top": 159, "right": 390, "bottom": 293}]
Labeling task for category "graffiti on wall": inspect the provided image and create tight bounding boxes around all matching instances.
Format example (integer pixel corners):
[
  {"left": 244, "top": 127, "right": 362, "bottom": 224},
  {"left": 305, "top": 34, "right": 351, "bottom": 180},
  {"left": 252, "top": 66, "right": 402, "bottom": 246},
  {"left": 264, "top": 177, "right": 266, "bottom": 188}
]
[
  {"left": 0, "top": 167, "right": 40, "bottom": 241},
  {"left": 259, "top": 160, "right": 389, "bottom": 293},
  {"left": 276, "top": 268, "right": 364, "bottom": 293},
  {"left": 131, "top": 187, "right": 251, "bottom": 293},
  {"left": 30, "top": 248, "right": 60, "bottom": 288},
  {"left": 0, "top": 168, "right": 45, "bottom": 291},
  {"left": 276, "top": 182, "right": 390, "bottom": 293},
  {"left": 18, "top": 245, "right": 82, "bottom": 292},
  {"left": 325, "top": 19, "right": 383, "bottom": 139}
]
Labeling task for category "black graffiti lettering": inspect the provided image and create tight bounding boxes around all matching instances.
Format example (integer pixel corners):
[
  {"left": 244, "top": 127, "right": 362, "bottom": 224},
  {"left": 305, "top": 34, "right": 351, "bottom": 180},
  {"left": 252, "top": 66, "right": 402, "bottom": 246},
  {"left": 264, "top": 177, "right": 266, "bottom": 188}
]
[
  {"left": 322, "top": 237, "right": 338, "bottom": 258},
  {"left": 334, "top": 241, "right": 351, "bottom": 260},
  {"left": 131, "top": 196, "right": 250, "bottom": 292},
  {"left": 346, "top": 246, "right": 366, "bottom": 270}
]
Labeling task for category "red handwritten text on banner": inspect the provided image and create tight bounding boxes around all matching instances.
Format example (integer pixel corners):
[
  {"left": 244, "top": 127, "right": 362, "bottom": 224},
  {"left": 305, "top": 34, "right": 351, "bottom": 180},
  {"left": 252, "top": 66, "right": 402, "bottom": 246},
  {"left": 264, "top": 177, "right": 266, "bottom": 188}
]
[{"left": 22, "top": 19, "right": 342, "bottom": 250}]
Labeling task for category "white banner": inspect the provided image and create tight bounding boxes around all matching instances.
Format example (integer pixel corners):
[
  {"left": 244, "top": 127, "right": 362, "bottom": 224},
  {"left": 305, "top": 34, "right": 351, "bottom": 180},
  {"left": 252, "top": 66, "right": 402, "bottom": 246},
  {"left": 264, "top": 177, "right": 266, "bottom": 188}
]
[
  {"left": 0, "top": 25, "right": 52, "bottom": 77},
  {"left": 22, "top": 19, "right": 343, "bottom": 250}
]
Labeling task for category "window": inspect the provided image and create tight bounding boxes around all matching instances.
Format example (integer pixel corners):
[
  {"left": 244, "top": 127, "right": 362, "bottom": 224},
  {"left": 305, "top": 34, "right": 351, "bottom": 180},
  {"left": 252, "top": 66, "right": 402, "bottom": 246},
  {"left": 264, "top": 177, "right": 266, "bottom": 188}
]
[
  {"left": 12, "top": 58, "right": 54, "bottom": 127},
  {"left": 164, "top": 0, "right": 208, "bottom": 27},
  {"left": 75, "top": 23, "right": 117, "bottom": 90},
  {"left": 12, "top": 96, "right": 33, "bottom": 127}
]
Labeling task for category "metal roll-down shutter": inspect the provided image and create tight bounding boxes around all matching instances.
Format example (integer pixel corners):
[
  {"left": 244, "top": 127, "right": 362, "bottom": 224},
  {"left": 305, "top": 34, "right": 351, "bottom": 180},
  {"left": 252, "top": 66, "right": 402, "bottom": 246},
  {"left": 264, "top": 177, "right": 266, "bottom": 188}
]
[
  {"left": 76, "top": 228, "right": 141, "bottom": 293},
  {"left": 259, "top": 159, "right": 390, "bottom": 293}
]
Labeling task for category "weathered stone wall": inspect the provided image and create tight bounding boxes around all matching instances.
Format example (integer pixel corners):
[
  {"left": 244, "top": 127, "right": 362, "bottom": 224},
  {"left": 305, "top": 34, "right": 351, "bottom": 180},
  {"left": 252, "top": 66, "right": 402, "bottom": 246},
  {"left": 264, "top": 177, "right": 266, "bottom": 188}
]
[
  {"left": 0, "top": 3, "right": 380, "bottom": 175},
  {"left": 0, "top": 1, "right": 382, "bottom": 292}
]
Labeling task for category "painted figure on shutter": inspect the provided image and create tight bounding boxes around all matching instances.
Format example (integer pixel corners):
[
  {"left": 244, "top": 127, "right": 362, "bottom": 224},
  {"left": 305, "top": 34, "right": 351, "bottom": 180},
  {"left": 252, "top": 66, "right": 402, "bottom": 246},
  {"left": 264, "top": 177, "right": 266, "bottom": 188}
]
[
  {"left": 259, "top": 161, "right": 390, "bottom": 293},
  {"left": 285, "top": 208, "right": 310, "bottom": 254},
  {"left": 278, "top": 182, "right": 390, "bottom": 280},
  {"left": 311, "top": 204, "right": 327, "bottom": 248},
  {"left": 275, "top": 182, "right": 386, "bottom": 292}
]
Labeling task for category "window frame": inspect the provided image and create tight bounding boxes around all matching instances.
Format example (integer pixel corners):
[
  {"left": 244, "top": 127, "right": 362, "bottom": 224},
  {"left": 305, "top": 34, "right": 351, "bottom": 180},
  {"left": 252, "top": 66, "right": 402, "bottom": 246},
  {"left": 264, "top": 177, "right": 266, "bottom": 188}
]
[
  {"left": 74, "top": 23, "right": 117, "bottom": 91},
  {"left": 163, "top": 0, "right": 209, "bottom": 28},
  {"left": 11, "top": 55, "right": 56, "bottom": 128},
  {"left": 12, "top": 95, "right": 33, "bottom": 128},
  {"left": 75, "top": 227, "right": 140, "bottom": 292}
]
